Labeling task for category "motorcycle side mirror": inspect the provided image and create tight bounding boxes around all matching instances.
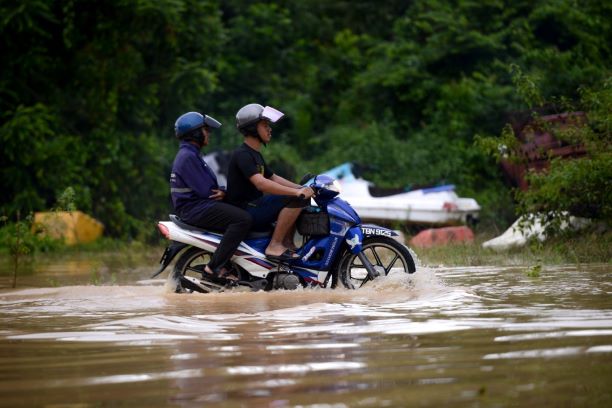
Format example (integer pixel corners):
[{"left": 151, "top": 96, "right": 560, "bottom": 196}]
[{"left": 298, "top": 173, "right": 315, "bottom": 185}]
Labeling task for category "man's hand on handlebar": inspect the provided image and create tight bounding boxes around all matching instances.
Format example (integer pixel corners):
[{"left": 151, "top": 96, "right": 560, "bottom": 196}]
[{"left": 297, "top": 186, "right": 315, "bottom": 199}]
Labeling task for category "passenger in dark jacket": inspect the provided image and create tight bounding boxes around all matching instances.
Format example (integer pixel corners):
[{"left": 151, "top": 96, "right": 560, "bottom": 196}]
[{"left": 170, "top": 112, "right": 251, "bottom": 282}]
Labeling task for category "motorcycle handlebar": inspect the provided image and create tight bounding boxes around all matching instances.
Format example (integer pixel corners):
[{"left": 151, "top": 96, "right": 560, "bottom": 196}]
[{"left": 299, "top": 185, "right": 317, "bottom": 200}]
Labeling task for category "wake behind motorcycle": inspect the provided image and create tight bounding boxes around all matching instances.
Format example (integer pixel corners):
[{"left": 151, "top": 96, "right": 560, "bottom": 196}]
[{"left": 153, "top": 174, "right": 416, "bottom": 293}]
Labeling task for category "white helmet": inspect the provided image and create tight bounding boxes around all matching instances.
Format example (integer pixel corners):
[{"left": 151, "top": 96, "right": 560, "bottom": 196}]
[{"left": 236, "top": 103, "right": 284, "bottom": 135}]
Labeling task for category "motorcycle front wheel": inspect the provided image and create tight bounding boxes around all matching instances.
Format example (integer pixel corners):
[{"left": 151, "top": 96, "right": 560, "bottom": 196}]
[
  {"left": 337, "top": 237, "right": 416, "bottom": 289},
  {"left": 172, "top": 247, "right": 225, "bottom": 293}
]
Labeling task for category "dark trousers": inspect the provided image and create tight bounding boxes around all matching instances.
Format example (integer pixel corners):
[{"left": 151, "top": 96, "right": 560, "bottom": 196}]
[
  {"left": 246, "top": 195, "right": 309, "bottom": 231},
  {"left": 185, "top": 202, "right": 252, "bottom": 272}
]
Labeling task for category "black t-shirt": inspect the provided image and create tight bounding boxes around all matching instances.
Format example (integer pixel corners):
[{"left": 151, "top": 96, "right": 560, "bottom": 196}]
[{"left": 226, "top": 143, "right": 274, "bottom": 206}]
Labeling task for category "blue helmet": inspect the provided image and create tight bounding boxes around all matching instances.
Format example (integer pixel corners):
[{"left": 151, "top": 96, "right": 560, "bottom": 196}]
[{"left": 174, "top": 112, "right": 222, "bottom": 139}]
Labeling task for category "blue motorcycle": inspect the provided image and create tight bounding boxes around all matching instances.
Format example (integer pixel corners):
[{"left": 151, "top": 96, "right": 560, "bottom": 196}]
[{"left": 154, "top": 174, "right": 416, "bottom": 293}]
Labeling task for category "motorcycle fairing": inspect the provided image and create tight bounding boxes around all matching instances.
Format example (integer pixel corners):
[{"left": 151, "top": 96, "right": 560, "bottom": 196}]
[
  {"left": 292, "top": 235, "right": 342, "bottom": 272},
  {"left": 326, "top": 199, "right": 360, "bottom": 224},
  {"left": 330, "top": 219, "right": 352, "bottom": 237},
  {"left": 291, "top": 266, "right": 324, "bottom": 285},
  {"left": 345, "top": 226, "right": 364, "bottom": 254}
]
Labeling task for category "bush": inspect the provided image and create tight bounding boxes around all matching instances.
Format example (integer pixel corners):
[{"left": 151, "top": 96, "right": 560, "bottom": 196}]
[
  {"left": 477, "top": 72, "right": 611, "bottom": 233},
  {"left": 0, "top": 215, "right": 64, "bottom": 256}
]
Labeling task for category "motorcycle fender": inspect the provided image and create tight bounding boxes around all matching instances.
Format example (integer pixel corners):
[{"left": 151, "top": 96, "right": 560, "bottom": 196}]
[
  {"left": 360, "top": 224, "right": 398, "bottom": 238},
  {"left": 345, "top": 226, "right": 364, "bottom": 254},
  {"left": 151, "top": 241, "right": 188, "bottom": 278}
]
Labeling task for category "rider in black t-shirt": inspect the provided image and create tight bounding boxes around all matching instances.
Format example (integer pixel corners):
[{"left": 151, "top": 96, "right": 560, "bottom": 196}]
[
  {"left": 226, "top": 104, "right": 314, "bottom": 262},
  {"left": 225, "top": 143, "right": 274, "bottom": 205}
]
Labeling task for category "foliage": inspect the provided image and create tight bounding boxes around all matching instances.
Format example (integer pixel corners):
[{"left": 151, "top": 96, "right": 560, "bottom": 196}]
[
  {"left": 524, "top": 78, "right": 612, "bottom": 223},
  {"left": 0, "top": 212, "right": 62, "bottom": 288},
  {"left": 1, "top": 0, "right": 610, "bottom": 239},
  {"left": 0, "top": 215, "right": 63, "bottom": 256},
  {"left": 477, "top": 69, "right": 611, "bottom": 232},
  {"left": 526, "top": 263, "right": 542, "bottom": 278},
  {"left": 520, "top": 150, "right": 611, "bottom": 221},
  {"left": 0, "top": 104, "right": 86, "bottom": 213},
  {"left": 54, "top": 187, "right": 77, "bottom": 212},
  {"left": 1, "top": 0, "right": 223, "bottom": 238}
]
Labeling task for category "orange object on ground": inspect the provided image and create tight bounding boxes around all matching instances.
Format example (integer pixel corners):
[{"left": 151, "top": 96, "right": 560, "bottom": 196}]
[
  {"left": 33, "top": 211, "right": 104, "bottom": 245},
  {"left": 409, "top": 226, "right": 474, "bottom": 248}
]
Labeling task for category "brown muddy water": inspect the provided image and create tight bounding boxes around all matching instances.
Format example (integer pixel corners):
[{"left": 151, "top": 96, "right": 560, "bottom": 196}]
[{"left": 0, "top": 259, "right": 611, "bottom": 407}]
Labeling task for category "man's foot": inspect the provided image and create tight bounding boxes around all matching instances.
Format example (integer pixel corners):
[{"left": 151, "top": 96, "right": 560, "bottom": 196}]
[
  {"left": 203, "top": 265, "right": 239, "bottom": 283},
  {"left": 283, "top": 242, "right": 299, "bottom": 252},
  {"left": 265, "top": 248, "right": 300, "bottom": 262}
]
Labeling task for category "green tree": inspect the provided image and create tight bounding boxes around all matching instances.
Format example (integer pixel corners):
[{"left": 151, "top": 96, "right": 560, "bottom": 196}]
[
  {"left": 1, "top": 0, "right": 225, "bottom": 237},
  {"left": 1, "top": 0, "right": 610, "bottom": 238},
  {"left": 477, "top": 72, "right": 611, "bottom": 230}
]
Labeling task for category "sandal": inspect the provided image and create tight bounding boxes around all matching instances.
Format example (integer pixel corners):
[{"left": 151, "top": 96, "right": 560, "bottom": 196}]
[
  {"left": 203, "top": 265, "right": 240, "bottom": 284},
  {"left": 265, "top": 249, "right": 301, "bottom": 262},
  {"left": 216, "top": 266, "right": 240, "bottom": 282}
]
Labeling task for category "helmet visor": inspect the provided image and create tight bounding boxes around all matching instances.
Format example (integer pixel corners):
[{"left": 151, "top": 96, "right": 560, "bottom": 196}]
[
  {"left": 204, "top": 115, "right": 222, "bottom": 129},
  {"left": 261, "top": 106, "right": 284, "bottom": 123}
]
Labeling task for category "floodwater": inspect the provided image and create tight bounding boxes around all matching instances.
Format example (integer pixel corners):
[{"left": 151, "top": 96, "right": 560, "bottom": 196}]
[{"left": 0, "top": 259, "right": 611, "bottom": 407}]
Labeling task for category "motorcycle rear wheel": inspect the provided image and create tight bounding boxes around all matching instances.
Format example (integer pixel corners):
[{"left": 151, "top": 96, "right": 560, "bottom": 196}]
[
  {"left": 172, "top": 247, "right": 225, "bottom": 293},
  {"left": 337, "top": 237, "right": 416, "bottom": 289}
]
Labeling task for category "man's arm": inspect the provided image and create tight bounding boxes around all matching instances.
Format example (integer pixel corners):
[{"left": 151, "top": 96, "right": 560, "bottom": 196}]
[
  {"left": 250, "top": 174, "right": 312, "bottom": 197},
  {"left": 270, "top": 174, "right": 302, "bottom": 189}
]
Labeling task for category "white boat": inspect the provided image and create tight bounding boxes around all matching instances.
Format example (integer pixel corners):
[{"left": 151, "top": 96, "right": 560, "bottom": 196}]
[
  {"left": 205, "top": 153, "right": 481, "bottom": 226},
  {"left": 321, "top": 163, "right": 481, "bottom": 226}
]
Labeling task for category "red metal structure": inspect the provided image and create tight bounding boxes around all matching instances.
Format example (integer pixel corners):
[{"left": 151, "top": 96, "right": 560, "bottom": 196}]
[{"left": 500, "top": 112, "right": 587, "bottom": 190}]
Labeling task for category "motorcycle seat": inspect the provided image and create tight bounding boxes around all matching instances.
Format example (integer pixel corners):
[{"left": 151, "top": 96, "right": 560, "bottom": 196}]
[{"left": 169, "top": 214, "right": 271, "bottom": 239}]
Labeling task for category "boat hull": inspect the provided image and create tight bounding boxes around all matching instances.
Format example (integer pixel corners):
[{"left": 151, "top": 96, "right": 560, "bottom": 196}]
[{"left": 338, "top": 179, "right": 480, "bottom": 226}]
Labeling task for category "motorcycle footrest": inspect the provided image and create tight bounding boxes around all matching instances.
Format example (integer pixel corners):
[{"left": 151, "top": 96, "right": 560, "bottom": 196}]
[{"left": 179, "top": 276, "right": 224, "bottom": 293}]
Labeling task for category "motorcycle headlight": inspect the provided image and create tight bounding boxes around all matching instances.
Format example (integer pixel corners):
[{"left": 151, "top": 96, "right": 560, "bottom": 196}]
[
  {"left": 332, "top": 180, "right": 342, "bottom": 193},
  {"left": 312, "top": 175, "right": 342, "bottom": 196},
  {"left": 323, "top": 180, "right": 342, "bottom": 194}
]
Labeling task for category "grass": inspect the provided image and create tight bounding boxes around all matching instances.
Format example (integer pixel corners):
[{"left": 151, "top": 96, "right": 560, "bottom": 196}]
[{"left": 411, "top": 228, "right": 611, "bottom": 267}]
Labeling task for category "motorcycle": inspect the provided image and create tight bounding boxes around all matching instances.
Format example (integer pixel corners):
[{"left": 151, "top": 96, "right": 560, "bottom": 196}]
[{"left": 153, "top": 174, "right": 417, "bottom": 293}]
